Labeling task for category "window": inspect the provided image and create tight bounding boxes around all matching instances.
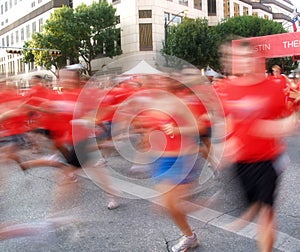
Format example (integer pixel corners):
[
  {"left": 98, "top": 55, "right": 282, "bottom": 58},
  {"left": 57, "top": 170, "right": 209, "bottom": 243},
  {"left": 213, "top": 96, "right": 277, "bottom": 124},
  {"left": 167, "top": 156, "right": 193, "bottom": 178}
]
[
  {"left": 170, "top": 14, "right": 183, "bottom": 24},
  {"left": 26, "top": 25, "right": 30, "bottom": 39},
  {"left": 194, "top": 0, "right": 202, "bottom": 10},
  {"left": 15, "top": 30, "right": 19, "bottom": 43},
  {"left": 223, "top": 0, "right": 230, "bottom": 18},
  {"left": 139, "top": 10, "right": 152, "bottom": 18},
  {"left": 9, "top": 0, "right": 12, "bottom": 8},
  {"left": 31, "top": 1, "right": 35, "bottom": 7},
  {"left": 1, "top": 5, "right": 3, "bottom": 14},
  {"left": 10, "top": 33, "right": 14, "bottom": 45},
  {"left": 139, "top": 23, "right": 152, "bottom": 51},
  {"left": 68, "top": 0, "right": 73, "bottom": 8},
  {"left": 17, "top": 59, "right": 25, "bottom": 73},
  {"left": 207, "top": 0, "right": 216, "bottom": 16},
  {"left": 21, "top": 28, "right": 24, "bottom": 41},
  {"left": 116, "top": 15, "right": 120, "bottom": 24},
  {"left": 164, "top": 12, "right": 170, "bottom": 23},
  {"left": 179, "top": 0, "right": 188, "bottom": 6},
  {"left": 38, "top": 18, "right": 43, "bottom": 31},
  {"left": 32, "top": 22, "right": 36, "bottom": 34},
  {"left": 5, "top": 2, "right": 8, "bottom": 12},
  {"left": 234, "top": 3, "right": 239, "bottom": 16},
  {"left": 6, "top": 35, "right": 9, "bottom": 47},
  {"left": 243, "top": 6, "right": 248, "bottom": 16},
  {"left": 253, "top": 12, "right": 258, "bottom": 17}
]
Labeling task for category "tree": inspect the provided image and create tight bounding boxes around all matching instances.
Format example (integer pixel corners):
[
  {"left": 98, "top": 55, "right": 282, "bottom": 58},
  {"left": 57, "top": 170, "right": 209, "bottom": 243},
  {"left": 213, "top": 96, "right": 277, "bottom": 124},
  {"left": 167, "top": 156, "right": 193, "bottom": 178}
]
[
  {"left": 211, "top": 16, "right": 290, "bottom": 73},
  {"left": 22, "top": 2, "right": 122, "bottom": 76},
  {"left": 74, "top": 2, "right": 122, "bottom": 75},
  {"left": 22, "top": 6, "right": 77, "bottom": 76},
  {"left": 162, "top": 16, "right": 291, "bottom": 73},
  {"left": 162, "top": 18, "right": 218, "bottom": 69}
]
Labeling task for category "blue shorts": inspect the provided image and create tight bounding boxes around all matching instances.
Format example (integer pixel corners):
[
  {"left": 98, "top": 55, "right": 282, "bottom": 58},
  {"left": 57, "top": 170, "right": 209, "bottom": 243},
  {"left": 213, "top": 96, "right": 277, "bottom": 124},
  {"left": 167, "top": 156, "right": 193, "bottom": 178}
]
[{"left": 151, "top": 154, "right": 204, "bottom": 184}]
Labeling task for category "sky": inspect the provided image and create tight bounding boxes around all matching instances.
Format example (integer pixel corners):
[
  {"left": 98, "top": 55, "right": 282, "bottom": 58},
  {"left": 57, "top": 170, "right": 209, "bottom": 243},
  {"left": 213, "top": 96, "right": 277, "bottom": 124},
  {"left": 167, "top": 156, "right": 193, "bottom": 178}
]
[{"left": 292, "top": 0, "right": 300, "bottom": 11}]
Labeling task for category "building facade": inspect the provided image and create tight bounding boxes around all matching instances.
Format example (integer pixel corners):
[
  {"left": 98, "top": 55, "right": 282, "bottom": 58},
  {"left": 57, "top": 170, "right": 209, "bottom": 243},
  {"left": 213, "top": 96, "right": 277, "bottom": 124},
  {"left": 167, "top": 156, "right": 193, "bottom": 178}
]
[{"left": 0, "top": 0, "right": 297, "bottom": 79}]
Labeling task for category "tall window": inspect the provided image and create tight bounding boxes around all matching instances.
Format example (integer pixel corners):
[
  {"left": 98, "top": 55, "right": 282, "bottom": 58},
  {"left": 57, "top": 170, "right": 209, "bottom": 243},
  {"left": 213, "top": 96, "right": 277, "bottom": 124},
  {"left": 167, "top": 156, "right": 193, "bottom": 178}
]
[
  {"left": 15, "top": 30, "right": 19, "bottom": 43},
  {"left": 194, "top": 0, "right": 202, "bottom": 10},
  {"left": 234, "top": 3, "right": 240, "bottom": 16},
  {"left": 139, "top": 23, "right": 152, "bottom": 51},
  {"left": 26, "top": 25, "right": 30, "bottom": 39},
  {"left": 21, "top": 28, "right": 24, "bottom": 41},
  {"left": 10, "top": 33, "right": 14, "bottom": 45},
  {"left": 32, "top": 22, "right": 36, "bottom": 34},
  {"left": 243, "top": 6, "right": 248, "bottom": 16},
  {"left": 224, "top": 0, "right": 230, "bottom": 18},
  {"left": 207, "top": 0, "right": 216, "bottom": 16},
  {"left": 38, "top": 18, "right": 43, "bottom": 31}
]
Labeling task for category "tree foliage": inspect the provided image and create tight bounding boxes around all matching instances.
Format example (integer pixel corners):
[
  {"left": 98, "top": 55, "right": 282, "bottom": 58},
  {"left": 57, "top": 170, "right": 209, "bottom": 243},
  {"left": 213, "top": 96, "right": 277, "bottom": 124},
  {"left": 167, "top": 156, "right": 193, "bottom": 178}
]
[
  {"left": 22, "top": 2, "right": 122, "bottom": 76},
  {"left": 162, "top": 15, "right": 291, "bottom": 73},
  {"left": 162, "top": 18, "right": 217, "bottom": 69}
]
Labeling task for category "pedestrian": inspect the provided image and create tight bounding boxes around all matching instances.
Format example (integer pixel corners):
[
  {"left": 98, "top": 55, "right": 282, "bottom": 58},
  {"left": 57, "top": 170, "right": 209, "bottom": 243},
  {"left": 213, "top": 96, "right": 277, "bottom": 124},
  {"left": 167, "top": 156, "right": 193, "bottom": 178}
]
[
  {"left": 216, "top": 40, "right": 298, "bottom": 252},
  {"left": 130, "top": 74, "right": 205, "bottom": 252}
]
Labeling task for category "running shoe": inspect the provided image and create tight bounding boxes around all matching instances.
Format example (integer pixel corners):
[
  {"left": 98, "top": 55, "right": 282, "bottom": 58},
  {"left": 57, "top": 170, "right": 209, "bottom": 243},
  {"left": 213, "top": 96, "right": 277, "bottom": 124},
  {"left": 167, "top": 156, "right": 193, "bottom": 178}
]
[
  {"left": 107, "top": 198, "right": 120, "bottom": 210},
  {"left": 172, "top": 233, "right": 199, "bottom": 252},
  {"left": 59, "top": 173, "right": 78, "bottom": 185}
]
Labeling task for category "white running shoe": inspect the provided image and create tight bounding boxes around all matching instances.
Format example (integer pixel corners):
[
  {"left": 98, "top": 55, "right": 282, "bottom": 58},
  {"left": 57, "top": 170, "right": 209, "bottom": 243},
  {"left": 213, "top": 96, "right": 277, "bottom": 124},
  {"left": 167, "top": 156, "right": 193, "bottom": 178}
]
[
  {"left": 172, "top": 233, "right": 199, "bottom": 252},
  {"left": 107, "top": 198, "right": 120, "bottom": 210}
]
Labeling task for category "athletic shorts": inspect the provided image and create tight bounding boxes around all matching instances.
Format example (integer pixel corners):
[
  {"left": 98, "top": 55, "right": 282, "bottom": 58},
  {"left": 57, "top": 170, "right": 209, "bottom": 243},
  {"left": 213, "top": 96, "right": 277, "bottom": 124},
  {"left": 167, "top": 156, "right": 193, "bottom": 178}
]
[
  {"left": 151, "top": 154, "right": 204, "bottom": 184},
  {"left": 62, "top": 139, "right": 90, "bottom": 168},
  {"left": 234, "top": 160, "right": 278, "bottom": 206},
  {"left": 0, "top": 134, "right": 29, "bottom": 147}
]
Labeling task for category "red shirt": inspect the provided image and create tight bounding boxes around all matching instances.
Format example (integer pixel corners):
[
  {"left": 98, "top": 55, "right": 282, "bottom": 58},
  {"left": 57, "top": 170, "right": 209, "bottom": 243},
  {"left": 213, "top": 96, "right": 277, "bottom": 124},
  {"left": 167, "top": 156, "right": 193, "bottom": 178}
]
[
  {"left": 217, "top": 77, "right": 289, "bottom": 162},
  {"left": 0, "top": 92, "right": 30, "bottom": 137}
]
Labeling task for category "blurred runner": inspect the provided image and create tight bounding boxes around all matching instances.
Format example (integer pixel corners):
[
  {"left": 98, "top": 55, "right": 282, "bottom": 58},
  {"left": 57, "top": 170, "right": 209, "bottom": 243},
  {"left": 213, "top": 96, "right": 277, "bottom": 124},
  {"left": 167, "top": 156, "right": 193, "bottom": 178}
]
[{"left": 216, "top": 40, "right": 298, "bottom": 252}]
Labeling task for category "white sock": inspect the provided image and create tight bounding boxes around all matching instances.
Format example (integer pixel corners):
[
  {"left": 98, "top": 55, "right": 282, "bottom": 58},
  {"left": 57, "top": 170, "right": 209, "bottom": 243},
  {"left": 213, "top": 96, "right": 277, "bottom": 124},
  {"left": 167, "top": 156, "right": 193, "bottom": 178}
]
[{"left": 186, "top": 233, "right": 195, "bottom": 239}]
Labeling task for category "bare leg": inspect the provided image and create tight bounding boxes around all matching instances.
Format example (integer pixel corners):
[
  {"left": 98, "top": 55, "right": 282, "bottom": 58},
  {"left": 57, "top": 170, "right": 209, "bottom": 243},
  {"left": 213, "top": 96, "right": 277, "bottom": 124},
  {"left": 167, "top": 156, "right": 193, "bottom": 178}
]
[
  {"left": 257, "top": 205, "right": 276, "bottom": 252},
  {"left": 156, "top": 183, "right": 194, "bottom": 236},
  {"left": 225, "top": 202, "right": 261, "bottom": 231}
]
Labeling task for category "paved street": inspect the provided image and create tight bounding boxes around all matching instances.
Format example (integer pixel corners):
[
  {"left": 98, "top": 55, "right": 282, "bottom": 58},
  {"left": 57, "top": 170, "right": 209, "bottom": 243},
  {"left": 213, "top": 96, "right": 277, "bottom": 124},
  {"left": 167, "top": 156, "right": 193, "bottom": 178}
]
[{"left": 0, "top": 133, "right": 300, "bottom": 252}]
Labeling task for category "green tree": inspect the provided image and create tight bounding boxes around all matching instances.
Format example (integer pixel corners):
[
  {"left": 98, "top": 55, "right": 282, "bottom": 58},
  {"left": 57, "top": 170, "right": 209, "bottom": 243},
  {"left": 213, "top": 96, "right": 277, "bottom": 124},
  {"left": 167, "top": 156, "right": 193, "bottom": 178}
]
[
  {"left": 74, "top": 1, "right": 122, "bottom": 75},
  {"left": 22, "top": 2, "right": 121, "bottom": 76},
  {"left": 22, "top": 6, "right": 76, "bottom": 76},
  {"left": 162, "top": 15, "right": 291, "bottom": 73},
  {"left": 162, "top": 18, "right": 217, "bottom": 69},
  {"left": 211, "top": 16, "right": 290, "bottom": 72}
]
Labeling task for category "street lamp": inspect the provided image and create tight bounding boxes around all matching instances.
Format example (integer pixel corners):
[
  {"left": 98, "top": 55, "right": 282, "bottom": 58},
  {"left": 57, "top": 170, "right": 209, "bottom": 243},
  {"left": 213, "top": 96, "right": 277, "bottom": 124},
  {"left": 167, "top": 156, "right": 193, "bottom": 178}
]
[{"left": 164, "top": 10, "right": 188, "bottom": 47}]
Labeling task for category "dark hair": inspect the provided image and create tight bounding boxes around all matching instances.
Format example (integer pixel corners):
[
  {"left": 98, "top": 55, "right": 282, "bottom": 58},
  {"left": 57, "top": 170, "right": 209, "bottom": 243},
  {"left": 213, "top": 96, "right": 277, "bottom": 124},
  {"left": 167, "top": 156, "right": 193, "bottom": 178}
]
[{"left": 31, "top": 75, "right": 43, "bottom": 79}]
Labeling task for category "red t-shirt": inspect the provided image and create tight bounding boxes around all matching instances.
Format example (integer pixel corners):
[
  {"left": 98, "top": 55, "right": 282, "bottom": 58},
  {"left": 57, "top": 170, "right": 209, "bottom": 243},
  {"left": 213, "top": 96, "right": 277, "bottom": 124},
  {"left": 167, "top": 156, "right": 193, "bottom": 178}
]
[
  {"left": 217, "top": 77, "right": 289, "bottom": 162},
  {"left": 0, "top": 92, "right": 30, "bottom": 137}
]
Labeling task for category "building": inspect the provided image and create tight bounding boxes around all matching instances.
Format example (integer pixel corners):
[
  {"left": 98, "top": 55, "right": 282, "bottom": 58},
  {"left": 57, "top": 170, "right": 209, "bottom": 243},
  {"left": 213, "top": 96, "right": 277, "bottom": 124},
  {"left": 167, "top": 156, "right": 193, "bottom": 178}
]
[{"left": 0, "top": 0, "right": 297, "bottom": 80}]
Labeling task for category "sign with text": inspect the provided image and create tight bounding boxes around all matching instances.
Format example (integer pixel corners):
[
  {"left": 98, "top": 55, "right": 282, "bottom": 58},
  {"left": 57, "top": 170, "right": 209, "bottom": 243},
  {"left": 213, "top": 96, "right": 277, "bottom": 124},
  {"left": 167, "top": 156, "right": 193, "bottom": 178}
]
[{"left": 233, "top": 32, "right": 300, "bottom": 58}]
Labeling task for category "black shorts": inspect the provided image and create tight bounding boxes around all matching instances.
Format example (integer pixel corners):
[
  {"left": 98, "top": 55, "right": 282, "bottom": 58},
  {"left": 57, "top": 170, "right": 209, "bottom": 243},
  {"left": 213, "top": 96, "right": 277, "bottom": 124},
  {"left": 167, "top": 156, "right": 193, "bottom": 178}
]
[
  {"left": 58, "top": 140, "right": 90, "bottom": 168},
  {"left": 234, "top": 160, "right": 278, "bottom": 206}
]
